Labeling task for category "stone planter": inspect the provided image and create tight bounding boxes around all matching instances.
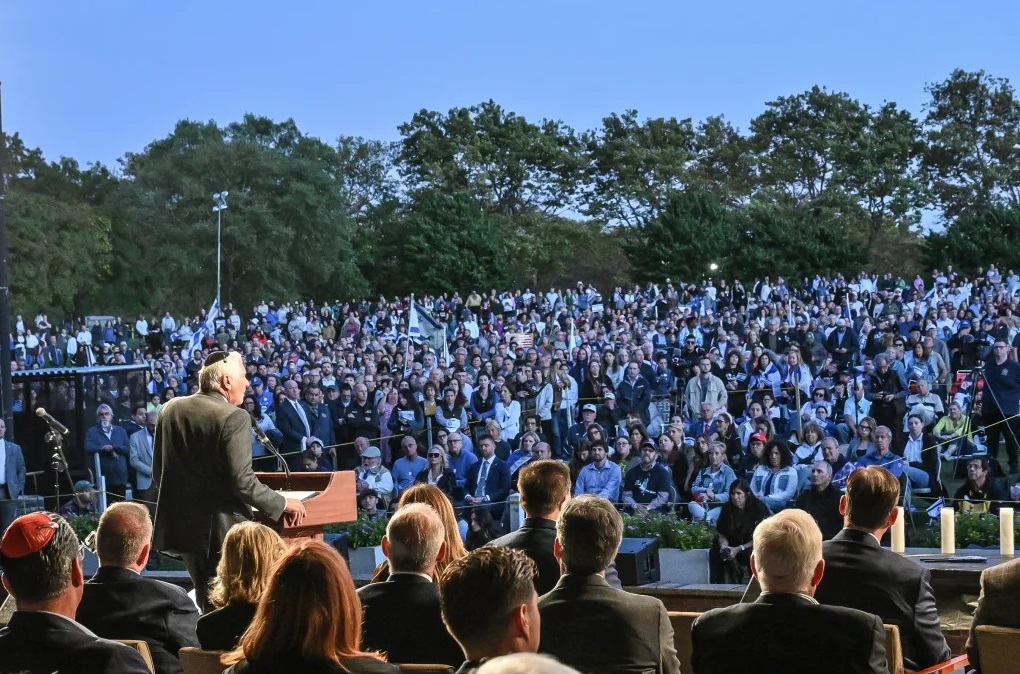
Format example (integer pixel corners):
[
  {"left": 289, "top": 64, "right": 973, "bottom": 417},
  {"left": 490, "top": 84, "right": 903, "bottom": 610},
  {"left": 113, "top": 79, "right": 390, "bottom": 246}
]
[
  {"left": 348, "top": 545, "right": 386, "bottom": 578},
  {"left": 658, "top": 548, "right": 710, "bottom": 585}
]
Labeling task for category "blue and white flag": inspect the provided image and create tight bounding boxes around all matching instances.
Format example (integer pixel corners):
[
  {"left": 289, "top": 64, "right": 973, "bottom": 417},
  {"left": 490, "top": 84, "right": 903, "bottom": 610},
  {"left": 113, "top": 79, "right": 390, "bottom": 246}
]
[
  {"left": 409, "top": 301, "right": 445, "bottom": 352},
  {"left": 926, "top": 497, "right": 945, "bottom": 519},
  {"left": 186, "top": 298, "right": 220, "bottom": 359}
]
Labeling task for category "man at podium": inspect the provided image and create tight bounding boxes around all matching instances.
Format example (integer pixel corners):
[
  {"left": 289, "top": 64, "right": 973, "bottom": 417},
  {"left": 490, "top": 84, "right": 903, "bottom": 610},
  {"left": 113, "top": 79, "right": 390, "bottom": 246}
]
[{"left": 153, "top": 351, "right": 306, "bottom": 612}]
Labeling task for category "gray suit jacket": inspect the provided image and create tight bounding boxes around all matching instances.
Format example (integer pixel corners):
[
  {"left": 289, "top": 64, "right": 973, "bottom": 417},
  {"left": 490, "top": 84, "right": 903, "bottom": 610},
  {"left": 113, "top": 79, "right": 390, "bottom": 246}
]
[
  {"left": 538, "top": 573, "right": 680, "bottom": 674},
  {"left": 967, "top": 557, "right": 1020, "bottom": 672},
  {"left": 153, "top": 393, "right": 286, "bottom": 556},
  {"left": 4, "top": 440, "right": 26, "bottom": 499},
  {"left": 129, "top": 429, "right": 155, "bottom": 491}
]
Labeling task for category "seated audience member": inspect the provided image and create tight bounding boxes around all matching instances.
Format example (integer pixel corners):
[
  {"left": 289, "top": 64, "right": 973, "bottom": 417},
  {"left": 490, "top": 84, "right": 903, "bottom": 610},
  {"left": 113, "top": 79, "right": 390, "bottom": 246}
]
[
  {"left": 76, "top": 502, "right": 200, "bottom": 674},
  {"left": 358, "top": 503, "right": 463, "bottom": 667},
  {"left": 688, "top": 442, "right": 737, "bottom": 523},
  {"left": 710, "top": 479, "right": 770, "bottom": 584},
  {"left": 573, "top": 440, "right": 622, "bottom": 501},
  {"left": 0, "top": 512, "right": 150, "bottom": 673},
  {"left": 356, "top": 447, "right": 394, "bottom": 508},
  {"left": 464, "top": 434, "right": 512, "bottom": 520},
  {"left": 539, "top": 495, "right": 680, "bottom": 674},
  {"left": 466, "top": 506, "right": 504, "bottom": 551},
  {"left": 967, "top": 556, "right": 1020, "bottom": 672},
  {"left": 370, "top": 483, "right": 468, "bottom": 583},
  {"left": 814, "top": 466, "right": 950, "bottom": 672},
  {"left": 59, "top": 479, "right": 99, "bottom": 518},
  {"left": 490, "top": 460, "right": 623, "bottom": 595},
  {"left": 854, "top": 426, "right": 905, "bottom": 480},
  {"left": 821, "top": 436, "right": 854, "bottom": 491},
  {"left": 198, "top": 522, "right": 287, "bottom": 651},
  {"left": 953, "top": 456, "right": 1007, "bottom": 514},
  {"left": 392, "top": 436, "right": 428, "bottom": 498},
  {"left": 510, "top": 440, "right": 552, "bottom": 486},
  {"left": 795, "top": 461, "right": 843, "bottom": 540},
  {"left": 896, "top": 414, "right": 941, "bottom": 496},
  {"left": 221, "top": 540, "right": 399, "bottom": 674},
  {"left": 622, "top": 442, "right": 672, "bottom": 513},
  {"left": 692, "top": 509, "right": 889, "bottom": 674},
  {"left": 415, "top": 445, "right": 461, "bottom": 503},
  {"left": 302, "top": 448, "right": 322, "bottom": 472},
  {"left": 358, "top": 489, "right": 386, "bottom": 521},
  {"left": 438, "top": 547, "right": 541, "bottom": 674},
  {"left": 749, "top": 440, "right": 799, "bottom": 513}
]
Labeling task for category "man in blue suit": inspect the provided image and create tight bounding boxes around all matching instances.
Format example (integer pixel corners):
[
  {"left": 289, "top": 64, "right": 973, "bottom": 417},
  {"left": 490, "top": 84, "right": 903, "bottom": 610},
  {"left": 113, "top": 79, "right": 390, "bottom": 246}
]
[
  {"left": 464, "top": 434, "right": 511, "bottom": 520},
  {"left": 275, "top": 379, "right": 310, "bottom": 471},
  {"left": 0, "top": 418, "right": 26, "bottom": 501},
  {"left": 0, "top": 418, "right": 27, "bottom": 532},
  {"left": 85, "top": 404, "right": 131, "bottom": 501}
]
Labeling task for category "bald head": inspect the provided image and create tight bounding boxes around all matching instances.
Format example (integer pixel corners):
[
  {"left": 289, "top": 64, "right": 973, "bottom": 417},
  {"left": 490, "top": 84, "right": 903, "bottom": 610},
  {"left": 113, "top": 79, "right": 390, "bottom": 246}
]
[
  {"left": 96, "top": 502, "right": 152, "bottom": 570},
  {"left": 532, "top": 442, "right": 552, "bottom": 460}
]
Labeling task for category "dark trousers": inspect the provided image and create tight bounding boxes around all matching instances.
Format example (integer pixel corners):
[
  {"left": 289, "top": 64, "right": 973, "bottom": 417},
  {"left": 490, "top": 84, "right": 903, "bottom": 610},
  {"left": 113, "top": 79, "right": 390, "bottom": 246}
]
[
  {"left": 182, "top": 550, "right": 221, "bottom": 614},
  {"left": 107, "top": 484, "right": 126, "bottom": 502},
  {"left": 984, "top": 409, "right": 1020, "bottom": 469}
]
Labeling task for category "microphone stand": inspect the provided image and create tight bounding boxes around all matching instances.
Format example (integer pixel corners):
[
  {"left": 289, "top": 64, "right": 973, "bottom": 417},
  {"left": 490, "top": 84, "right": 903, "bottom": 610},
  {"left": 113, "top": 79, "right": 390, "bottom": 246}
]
[
  {"left": 44, "top": 429, "right": 75, "bottom": 515},
  {"left": 254, "top": 424, "right": 291, "bottom": 491}
]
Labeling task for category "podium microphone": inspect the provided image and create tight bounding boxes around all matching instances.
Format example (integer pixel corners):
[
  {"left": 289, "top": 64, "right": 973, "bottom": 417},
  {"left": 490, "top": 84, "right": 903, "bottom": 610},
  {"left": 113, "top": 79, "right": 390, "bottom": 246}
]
[
  {"left": 36, "top": 408, "right": 70, "bottom": 435},
  {"left": 252, "top": 421, "right": 291, "bottom": 491}
]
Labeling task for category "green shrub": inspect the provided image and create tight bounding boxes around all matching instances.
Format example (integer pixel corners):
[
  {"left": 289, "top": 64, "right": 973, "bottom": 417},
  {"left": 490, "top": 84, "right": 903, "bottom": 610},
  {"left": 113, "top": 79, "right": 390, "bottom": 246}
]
[
  {"left": 325, "top": 512, "right": 388, "bottom": 549},
  {"left": 66, "top": 513, "right": 100, "bottom": 543},
  {"left": 621, "top": 511, "right": 715, "bottom": 550},
  {"left": 907, "top": 511, "right": 1020, "bottom": 549}
]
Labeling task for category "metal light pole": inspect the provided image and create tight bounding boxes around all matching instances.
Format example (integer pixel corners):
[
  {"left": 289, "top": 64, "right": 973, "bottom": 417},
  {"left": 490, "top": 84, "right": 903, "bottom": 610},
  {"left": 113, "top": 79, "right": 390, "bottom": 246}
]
[{"left": 212, "top": 192, "right": 228, "bottom": 309}]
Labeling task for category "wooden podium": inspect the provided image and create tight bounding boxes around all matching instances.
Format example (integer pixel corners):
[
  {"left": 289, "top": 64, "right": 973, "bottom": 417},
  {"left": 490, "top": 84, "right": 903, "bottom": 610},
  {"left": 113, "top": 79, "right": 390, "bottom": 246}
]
[{"left": 254, "top": 471, "right": 357, "bottom": 540}]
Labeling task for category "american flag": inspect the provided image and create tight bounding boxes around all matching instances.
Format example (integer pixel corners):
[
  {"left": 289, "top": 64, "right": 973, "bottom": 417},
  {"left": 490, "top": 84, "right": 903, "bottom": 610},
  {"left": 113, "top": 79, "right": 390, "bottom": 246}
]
[{"left": 510, "top": 333, "right": 534, "bottom": 349}]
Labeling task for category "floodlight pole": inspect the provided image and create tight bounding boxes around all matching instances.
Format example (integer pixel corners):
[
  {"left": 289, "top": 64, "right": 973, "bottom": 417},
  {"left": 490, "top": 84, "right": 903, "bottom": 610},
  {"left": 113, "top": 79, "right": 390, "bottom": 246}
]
[
  {"left": 0, "top": 83, "right": 13, "bottom": 428},
  {"left": 212, "top": 192, "right": 228, "bottom": 310}
]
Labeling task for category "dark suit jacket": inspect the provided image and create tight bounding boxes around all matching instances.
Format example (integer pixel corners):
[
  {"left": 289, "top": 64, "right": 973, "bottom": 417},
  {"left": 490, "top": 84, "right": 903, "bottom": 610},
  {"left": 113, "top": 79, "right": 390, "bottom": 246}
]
[
  {"left": 815, "top": 528, "right": 950, "bottom": 671},
  {"left": 357, "top": 574, "right": 463, "bottom": 666},
  {"left": 153, "top": 393, "right": 286, "bottom": 556},
  {"left": 276, "top": 398, "right": 310, "bottom": 468},
  {"left": 85, "top": 424, "right": 132, "bottom": 486},
  {"left": 488, "top": 517, "right": 623, "bottom": 596},
  {"left": 463, "top": 456, "right": 511, "bottom": 518},
  {"left": 197, "top": 601, "right": 257, "bottom": 652},
  {"left": 0, "top": 610, "right": 151, "bottom": 674},
  {"left": 692, "top": 593, "right": 889, "bottom": 674},
  {"left": 76, "top": 566, "right": 200, "bottom": 674},
  {"left": 967, "top": 556, "right": 1020, "bottom": 672},
  {"left": 223, "top": 654, "right": 399, "bottom": 674},
  {"left": 3, "top": 440, "right": 26, "bottom": 499},
  {"left": 489, "top": 517, "right": 562, "bottom": 595},
  {"left": 538, "top": 573, "right": 680, "bottom": 674}
]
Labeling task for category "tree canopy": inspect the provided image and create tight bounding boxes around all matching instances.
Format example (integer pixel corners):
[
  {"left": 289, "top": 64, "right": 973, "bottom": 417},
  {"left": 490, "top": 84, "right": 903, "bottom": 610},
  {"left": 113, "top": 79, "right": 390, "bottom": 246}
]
[{"left": 4, "top": 68, "right": 1018, "bottom": 315}]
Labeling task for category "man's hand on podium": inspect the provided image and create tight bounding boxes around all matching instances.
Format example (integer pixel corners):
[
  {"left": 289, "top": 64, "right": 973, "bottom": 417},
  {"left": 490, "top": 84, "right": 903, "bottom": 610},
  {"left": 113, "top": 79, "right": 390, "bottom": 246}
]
[{"left": 283, "top": 498, "right": 307, "bottom": 526}]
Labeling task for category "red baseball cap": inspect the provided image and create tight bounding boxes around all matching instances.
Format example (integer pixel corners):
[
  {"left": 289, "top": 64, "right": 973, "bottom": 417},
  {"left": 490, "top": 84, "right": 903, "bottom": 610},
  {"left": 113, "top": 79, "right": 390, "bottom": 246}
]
[
  {"left": 1, "top": 512, "right": 59, "bottom": 559},
  {"left": 750, "top": 433, "right": 767, "bottom": 444}
]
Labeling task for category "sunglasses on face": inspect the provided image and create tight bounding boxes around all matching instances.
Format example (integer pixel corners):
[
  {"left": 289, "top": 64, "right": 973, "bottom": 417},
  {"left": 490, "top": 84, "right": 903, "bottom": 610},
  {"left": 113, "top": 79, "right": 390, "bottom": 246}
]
[{"left": 427, "top": 453, "right": 441, "bottom": 458}]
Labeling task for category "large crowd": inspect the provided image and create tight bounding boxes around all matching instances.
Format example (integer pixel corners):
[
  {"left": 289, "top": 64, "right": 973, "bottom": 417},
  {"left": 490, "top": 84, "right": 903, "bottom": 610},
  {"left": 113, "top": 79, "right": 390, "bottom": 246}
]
[
  {"left": 7, "top": 266, "right": 1020, "bottom": 673},
  {"left": 13, "top": 268, "right": 1020, "bottom": 542}
]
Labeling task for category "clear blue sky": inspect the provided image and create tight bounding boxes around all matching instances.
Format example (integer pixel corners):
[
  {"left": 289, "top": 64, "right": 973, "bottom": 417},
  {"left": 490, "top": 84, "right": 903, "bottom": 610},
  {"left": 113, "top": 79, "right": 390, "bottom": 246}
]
[{"left": 3, "top": 0, "right": 1019, "bottom": 169}]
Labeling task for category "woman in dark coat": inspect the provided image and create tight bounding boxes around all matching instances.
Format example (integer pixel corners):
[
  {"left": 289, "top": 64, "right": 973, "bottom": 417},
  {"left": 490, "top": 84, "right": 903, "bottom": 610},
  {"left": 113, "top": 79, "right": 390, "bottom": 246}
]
[{"left": 709, "top": 479, "right": 770, "bottom": 583}]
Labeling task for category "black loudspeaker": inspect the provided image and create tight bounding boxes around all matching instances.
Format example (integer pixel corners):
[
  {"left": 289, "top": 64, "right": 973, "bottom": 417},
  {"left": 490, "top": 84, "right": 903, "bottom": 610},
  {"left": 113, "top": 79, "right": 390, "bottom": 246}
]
[
  {"left": 328, "top": 533, "right": 351, "bottom": 567},
  {"left": 615, "top": 537, "right": 660, "bottom": 586}
]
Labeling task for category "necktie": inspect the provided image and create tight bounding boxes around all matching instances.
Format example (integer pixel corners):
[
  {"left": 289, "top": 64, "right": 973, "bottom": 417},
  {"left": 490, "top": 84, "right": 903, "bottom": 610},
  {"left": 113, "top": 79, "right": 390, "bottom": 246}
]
[{"left": 475, "top": 460, "right": 490, "bottom": 497}]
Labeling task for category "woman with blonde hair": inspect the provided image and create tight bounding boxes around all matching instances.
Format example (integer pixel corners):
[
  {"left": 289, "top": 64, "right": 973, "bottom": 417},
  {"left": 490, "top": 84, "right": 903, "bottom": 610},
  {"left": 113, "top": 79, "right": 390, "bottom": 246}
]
[
  {"left": 198, "top": 522, "right": 288, "bottom": 651},
  {"left": 222, "top": 540, "right": 398, "bottom": 674},
  {"left": 370, "top": 483, "right": 468, "bottom": 583}
]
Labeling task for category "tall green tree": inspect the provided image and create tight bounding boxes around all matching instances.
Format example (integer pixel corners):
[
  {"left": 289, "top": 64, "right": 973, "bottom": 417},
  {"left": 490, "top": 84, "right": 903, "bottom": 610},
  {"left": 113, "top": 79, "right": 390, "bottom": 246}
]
[
  {"left": 373, "top": 190, "right": 514, "bottom": 295},
  {"left": 922, "top": 69, "right": 1020, "bottom": 222},
  {"left": 922, "top": 205, "right": 1020, "bottom": 272},
  {"left": 398, "top": 101, "right": 582, "bottom": 217},
  {"left": 750, "top": 86, "right": 870, "bottom": 206},
  {"left": 622, "top": 191, "right": 736, "bottom": 283},
  {"left": 107, "top": 115, "right": 367, "bottom": 313}
]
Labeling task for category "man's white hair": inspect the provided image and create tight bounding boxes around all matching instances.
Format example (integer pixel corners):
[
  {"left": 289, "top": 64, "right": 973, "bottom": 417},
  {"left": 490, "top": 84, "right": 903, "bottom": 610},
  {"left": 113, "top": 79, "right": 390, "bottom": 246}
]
[
  {"left": 752, "top": 509, "right": 822, "bottom": 594},
  {"left": 199, "top": 352, "right": 243, "bottom": 394},
  {"left": 385, "top": 503, "right": 444, "bottom": 573}
]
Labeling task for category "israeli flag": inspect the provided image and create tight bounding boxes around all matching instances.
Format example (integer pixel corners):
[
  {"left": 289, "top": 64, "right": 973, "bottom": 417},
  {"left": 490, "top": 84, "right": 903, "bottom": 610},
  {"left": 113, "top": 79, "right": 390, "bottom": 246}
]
[
  {"left": 185, "top": 299, "right": 220, "bottom": 359},
  {"left": 926, "top": 497, "right": 945, "bottom": 519}
]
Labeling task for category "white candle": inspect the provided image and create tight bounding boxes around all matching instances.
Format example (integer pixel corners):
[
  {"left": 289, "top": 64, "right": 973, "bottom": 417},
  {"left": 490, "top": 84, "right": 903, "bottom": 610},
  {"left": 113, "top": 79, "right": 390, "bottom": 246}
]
[
  {"left": 1001, "top": 508, "right": 1015, "bottom": 556},
  {"left": 891, "top": 506, "right": 906, "bottom": 554},
  {"left": 941, "top": 508, "right": 955, "bottom": 554}
]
